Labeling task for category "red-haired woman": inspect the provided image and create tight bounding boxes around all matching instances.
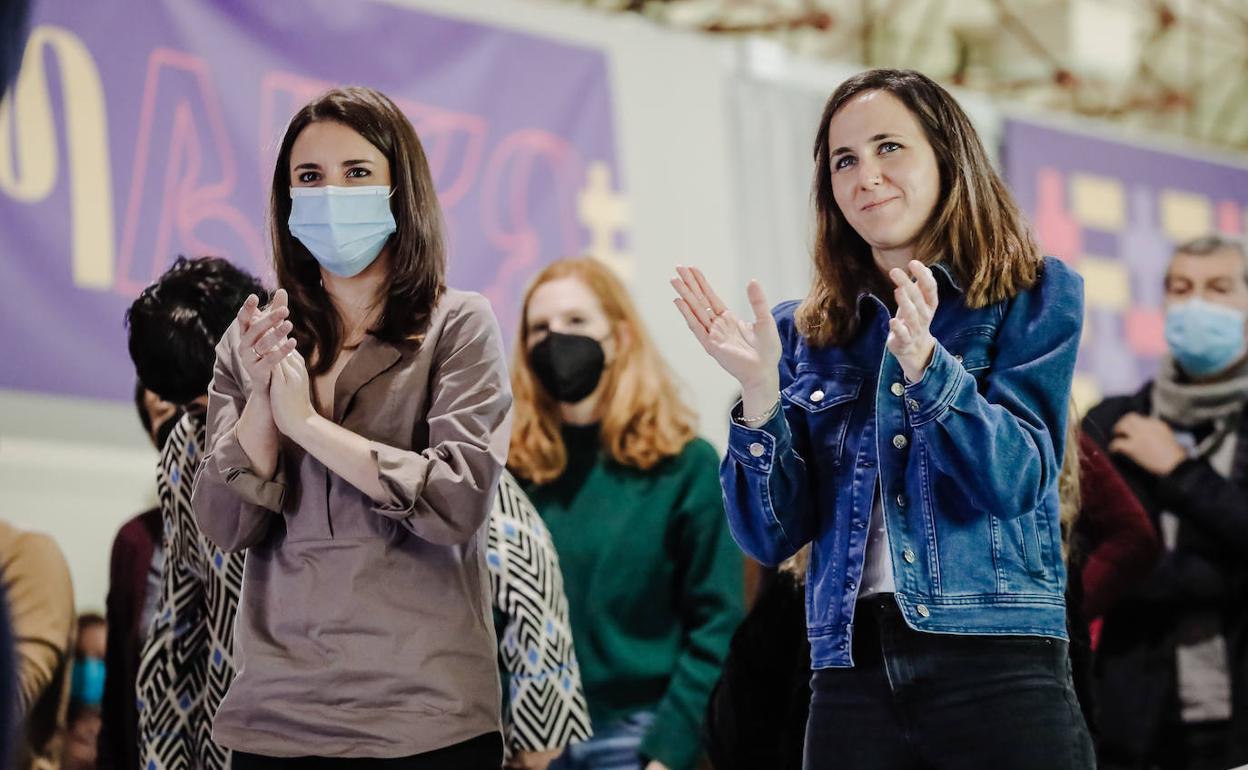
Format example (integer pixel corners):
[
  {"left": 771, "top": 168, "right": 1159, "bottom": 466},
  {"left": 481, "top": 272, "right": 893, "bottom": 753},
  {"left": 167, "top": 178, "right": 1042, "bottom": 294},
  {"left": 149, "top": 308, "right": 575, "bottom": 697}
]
[{"left": 509, "top": 257, "right": 744, "bottom": 770}]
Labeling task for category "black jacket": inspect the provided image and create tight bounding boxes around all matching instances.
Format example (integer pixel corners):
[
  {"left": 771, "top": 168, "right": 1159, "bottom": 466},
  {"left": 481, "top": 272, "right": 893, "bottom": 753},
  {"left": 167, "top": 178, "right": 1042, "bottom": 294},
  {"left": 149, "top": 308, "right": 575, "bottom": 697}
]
[
  {"left": 704, "top": 570, "right": 810, "bottom": 770},
  {"left": 1084, "top": 384, "right": 1248, "bottom": 766}
]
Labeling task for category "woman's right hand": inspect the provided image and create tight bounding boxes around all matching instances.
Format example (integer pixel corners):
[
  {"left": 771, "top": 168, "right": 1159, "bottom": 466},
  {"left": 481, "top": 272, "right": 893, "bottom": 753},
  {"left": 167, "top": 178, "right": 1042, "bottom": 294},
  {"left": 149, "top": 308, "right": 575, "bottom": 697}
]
[
  {"left": 671, "top": 266, "right": 782, "bottom": 395},
  {"left": 238, "top": 289, "right": 297, "bottom": 397}
]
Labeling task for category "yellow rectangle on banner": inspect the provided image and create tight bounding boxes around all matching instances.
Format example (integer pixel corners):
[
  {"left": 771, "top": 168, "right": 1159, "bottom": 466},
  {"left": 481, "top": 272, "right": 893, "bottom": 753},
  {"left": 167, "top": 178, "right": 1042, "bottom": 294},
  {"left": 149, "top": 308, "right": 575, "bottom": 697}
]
[
  {"left": 1161, "top": 190, "right": 1213, "bottom": 242},
  {"left": 1077, "top": 257, "right": 1130, "bottom": 311},
  {"left": 1071, "top": 174, "right": 1125, "bottom": 230}
]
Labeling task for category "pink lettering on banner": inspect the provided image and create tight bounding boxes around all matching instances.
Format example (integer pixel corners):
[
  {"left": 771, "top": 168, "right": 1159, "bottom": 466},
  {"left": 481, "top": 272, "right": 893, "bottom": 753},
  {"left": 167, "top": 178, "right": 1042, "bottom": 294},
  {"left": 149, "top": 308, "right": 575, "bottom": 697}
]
[
  {"left": 479, "top": 129, "right": 583, "bottom": 318},
  {"left": 115, "top": 48, "right": 266, "bottom": 296}
]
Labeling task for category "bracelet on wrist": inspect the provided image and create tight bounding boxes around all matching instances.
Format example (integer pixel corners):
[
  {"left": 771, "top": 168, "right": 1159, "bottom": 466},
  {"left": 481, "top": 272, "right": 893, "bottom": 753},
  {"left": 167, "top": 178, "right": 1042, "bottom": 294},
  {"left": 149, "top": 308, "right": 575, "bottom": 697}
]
[{"left": 741, "top": 398, "right": 781, "bottom": 425}]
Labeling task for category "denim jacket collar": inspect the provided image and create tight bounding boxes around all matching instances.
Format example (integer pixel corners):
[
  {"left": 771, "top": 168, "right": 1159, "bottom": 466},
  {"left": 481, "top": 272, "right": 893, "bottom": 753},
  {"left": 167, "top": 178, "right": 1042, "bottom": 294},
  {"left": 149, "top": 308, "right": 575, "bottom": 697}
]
[{"left": 853, "top": 261, "right": 964, "bottom": 321}]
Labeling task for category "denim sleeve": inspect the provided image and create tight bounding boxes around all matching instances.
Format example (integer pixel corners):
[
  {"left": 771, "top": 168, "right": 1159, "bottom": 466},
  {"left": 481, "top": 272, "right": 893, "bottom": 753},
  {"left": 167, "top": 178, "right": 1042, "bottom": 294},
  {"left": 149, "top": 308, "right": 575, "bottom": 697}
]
[
  {"left": 719, "top": 308, "right": 818, "bottom": 567},
  {"left": 905, "top": 258, "right": 1084, "bottom": 519}
]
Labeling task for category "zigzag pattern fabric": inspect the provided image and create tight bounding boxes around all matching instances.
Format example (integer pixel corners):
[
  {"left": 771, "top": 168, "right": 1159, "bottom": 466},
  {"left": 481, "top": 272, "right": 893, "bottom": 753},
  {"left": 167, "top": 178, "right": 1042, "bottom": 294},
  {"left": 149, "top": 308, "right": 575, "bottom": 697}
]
[
  {"left": 491, "top": 472, "right": 593, "bottom": 753},
  {"left": 136, "top": 413, "right": 239, "bottom": 770}
]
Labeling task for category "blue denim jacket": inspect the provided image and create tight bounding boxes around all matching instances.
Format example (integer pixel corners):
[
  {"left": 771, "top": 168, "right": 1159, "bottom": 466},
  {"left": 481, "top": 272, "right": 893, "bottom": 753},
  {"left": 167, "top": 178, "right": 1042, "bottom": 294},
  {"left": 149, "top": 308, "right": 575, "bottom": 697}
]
[{"left": 722, "top": 257, "right": 1083, "bottom": 668}]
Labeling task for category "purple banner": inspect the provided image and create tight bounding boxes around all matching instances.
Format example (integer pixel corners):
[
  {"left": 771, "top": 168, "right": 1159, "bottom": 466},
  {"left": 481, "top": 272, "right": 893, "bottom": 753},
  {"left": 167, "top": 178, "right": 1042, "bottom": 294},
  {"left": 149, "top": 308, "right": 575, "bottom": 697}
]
[
  {"left": 0, "top": 0, "right": 622, "bottom": 401},
  {"left": 1003, "top": 118, "right": 1248, "bottom": 403}
]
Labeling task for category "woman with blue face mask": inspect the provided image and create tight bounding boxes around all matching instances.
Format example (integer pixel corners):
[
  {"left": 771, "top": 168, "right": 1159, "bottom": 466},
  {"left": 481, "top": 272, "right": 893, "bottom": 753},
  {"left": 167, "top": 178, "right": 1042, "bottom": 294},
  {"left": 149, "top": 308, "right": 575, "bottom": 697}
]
[{"left": 191, "top": 87, "right": 512, "bottom": 770}]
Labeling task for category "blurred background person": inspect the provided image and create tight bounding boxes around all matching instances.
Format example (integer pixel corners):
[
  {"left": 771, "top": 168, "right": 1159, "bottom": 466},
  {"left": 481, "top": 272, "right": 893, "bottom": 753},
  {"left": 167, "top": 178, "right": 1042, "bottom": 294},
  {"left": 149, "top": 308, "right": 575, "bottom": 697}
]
[
  {"left": 60, "top": 615, "right": 105, "bottom": 770},
  {"left": 126, "top": 255, "right": 267, "bottom": 770},
  {"left": 0, "top": 521, "right": 74, "bottom": 770},
  {"left": 1085, "top": 234, "right": 1248, "bottom": 770},
  {"left": 95, "top": 385, "right": 175, "bottom": 770},
  {"left": 509, "top": 257, "right": 744, "bottom": 770}
]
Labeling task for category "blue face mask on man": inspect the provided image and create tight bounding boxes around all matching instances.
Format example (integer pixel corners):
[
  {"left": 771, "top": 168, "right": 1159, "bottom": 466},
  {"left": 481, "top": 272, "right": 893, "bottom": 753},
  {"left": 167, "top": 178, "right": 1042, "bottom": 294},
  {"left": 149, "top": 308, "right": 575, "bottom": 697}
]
[
  {"left": 1164, "top": 297, "right": 1248, "bottom": 378},
  {"left": 288, "top": 185, "right": 397, "bottom": 278},
  {"left": 71, "top": 656, "right": 105, "bottom": 707}
]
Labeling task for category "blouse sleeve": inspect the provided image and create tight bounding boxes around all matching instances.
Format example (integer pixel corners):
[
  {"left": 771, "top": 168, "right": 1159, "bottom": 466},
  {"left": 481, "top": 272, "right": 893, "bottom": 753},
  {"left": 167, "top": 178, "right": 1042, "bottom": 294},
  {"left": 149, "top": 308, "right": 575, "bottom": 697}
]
[
  {"left": 368, "top": 293, "right": 513, "bottom": 546},
  {"left": 192, "top": 321, "right": 288, "bottom": 553},
  {"left": 488, "top": 471, "right": 592, "bottom": 753}
]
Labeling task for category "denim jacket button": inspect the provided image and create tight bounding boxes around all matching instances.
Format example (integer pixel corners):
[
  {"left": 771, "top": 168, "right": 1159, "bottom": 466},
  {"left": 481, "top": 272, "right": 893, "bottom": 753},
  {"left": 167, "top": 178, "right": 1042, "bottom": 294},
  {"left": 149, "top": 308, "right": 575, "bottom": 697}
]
[
  {"left": 895, "top": 493, "right": 907, "bottom": 508},
  {"left": 906, "top": 398, "right": 919, "bottom": 412},
  {"left": 954, "top": 354, "right": 964, "bottom": 364},
  {"left": 892, "top": 434, "right": 908, "bottom": 450},
  {"left": 890, "top": 382, "right": 904, "bottom": 397},
  {"left": 810, "top": 389, "right": 825, "bottom": 403},
  {"left": 748, "top": 442, "right": 765, "bottom": 458},
  {"left": 903, "top": 548, "right": 916, "bottom": 564},
  {"left": 916, "top": 604, "right": 931, "bottom": 618}
]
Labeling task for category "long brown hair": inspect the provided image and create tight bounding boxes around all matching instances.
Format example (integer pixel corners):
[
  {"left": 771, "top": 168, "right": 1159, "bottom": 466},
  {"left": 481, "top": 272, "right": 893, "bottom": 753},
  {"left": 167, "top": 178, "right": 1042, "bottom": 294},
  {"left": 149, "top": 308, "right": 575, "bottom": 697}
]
[
  {"left": 270, "top": 86, "right": 446, "bottom": 374},
  {"left": 508, "top": 257, "right": 696, "bottom": 485},
  {"left": 798, "top": 69, "right": 1041, "bottom": 346},
  {"left": 1058, "top": 397, "right": 1084, "bottom": 564}
]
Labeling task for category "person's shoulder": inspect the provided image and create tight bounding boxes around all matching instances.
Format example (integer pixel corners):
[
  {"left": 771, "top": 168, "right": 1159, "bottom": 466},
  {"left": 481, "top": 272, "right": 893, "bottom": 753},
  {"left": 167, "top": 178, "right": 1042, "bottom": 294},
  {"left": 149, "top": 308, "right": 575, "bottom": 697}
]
[
  {"left": 5, "top": 528, "right": 71, "bottom": 582},
  {"left": 1037, "top": 256, "right": 1084, "bottom": 300},
  {"left": 1083, "top": 385, "right": 1151, "bottom": 438},
  {"left": 437, "top": 287, "right": 493, "bottom": 318},
  {"left": 672, "top": 436, "right": 722, "bottom": 471},
  {"left": 771, "top": 299, "right": 802, "bottom": 327},
  {"left": 430, "top": 288, "right": 501, "bottom": 339},
  {"left": 114, "top": 508, "right": 161, "bottom": 550}
]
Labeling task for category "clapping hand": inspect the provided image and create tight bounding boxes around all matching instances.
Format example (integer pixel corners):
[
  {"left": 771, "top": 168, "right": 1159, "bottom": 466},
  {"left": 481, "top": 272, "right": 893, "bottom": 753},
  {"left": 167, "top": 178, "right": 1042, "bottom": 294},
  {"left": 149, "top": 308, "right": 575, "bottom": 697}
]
[
  {"left": 238, "top": 289, "right": 298, "bottom": 396},
  {"left": 886, "top": 260, "right": 939, "bottom": 383},
  {"left": 671, "top": 266, "right": 782, "bottom": 395}
]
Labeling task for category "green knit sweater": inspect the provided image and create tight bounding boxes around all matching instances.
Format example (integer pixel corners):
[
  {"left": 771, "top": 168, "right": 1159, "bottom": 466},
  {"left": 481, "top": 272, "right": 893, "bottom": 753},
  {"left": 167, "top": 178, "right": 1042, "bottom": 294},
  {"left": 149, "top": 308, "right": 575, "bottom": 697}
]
[{"left": 520, "top": 424, "right": 744, "bottom": 770}]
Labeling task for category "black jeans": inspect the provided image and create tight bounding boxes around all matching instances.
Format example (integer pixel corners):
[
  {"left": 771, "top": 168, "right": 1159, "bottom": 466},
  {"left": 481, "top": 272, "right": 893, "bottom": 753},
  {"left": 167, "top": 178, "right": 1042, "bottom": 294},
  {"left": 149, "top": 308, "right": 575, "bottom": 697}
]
[
  {"left": 231, "top": 732, "right": 503, "bottom": 770},
  {"left": 803, "top": 595, "right": 1094, "bottom": 770}
]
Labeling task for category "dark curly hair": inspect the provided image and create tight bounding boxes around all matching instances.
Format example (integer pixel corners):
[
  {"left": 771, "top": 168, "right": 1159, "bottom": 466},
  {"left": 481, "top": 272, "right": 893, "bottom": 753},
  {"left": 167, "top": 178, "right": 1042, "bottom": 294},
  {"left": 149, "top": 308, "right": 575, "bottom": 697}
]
[{"left": 126, "top": 256, "right": 267, "bottom": 404}]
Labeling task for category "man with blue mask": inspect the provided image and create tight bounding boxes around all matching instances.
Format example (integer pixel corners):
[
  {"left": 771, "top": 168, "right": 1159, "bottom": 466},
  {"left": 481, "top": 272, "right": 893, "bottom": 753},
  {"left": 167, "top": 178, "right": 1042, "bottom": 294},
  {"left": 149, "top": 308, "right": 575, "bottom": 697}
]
[{"left": 1084, "top": 235, "right": 1248, "bottom": 770}]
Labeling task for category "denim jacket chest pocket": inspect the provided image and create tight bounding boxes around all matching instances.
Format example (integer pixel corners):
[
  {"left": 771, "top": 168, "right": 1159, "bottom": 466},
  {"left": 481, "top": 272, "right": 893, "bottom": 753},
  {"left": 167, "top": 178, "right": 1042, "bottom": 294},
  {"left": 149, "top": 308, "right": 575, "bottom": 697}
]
[
  {"left": 941, "top": 326, "right": 995, "bottom": 388},
  {"left": 784, "top": 367, "right": 864, "bottom": 463}
]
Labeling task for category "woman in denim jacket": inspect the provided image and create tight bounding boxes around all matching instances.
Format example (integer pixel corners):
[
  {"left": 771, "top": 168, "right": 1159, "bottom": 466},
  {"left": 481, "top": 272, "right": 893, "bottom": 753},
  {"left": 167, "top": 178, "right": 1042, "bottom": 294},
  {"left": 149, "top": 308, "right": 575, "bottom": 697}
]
[{"left": 673, "top": 69, "right": 1094, "bottom": 769}]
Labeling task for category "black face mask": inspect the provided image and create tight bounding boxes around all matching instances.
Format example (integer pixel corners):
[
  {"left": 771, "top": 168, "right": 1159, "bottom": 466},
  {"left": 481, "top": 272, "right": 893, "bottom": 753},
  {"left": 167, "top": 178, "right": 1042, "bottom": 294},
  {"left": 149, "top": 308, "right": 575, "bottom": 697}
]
[{"left": 529, "top": 332, "right": 606, "bottom": 404}]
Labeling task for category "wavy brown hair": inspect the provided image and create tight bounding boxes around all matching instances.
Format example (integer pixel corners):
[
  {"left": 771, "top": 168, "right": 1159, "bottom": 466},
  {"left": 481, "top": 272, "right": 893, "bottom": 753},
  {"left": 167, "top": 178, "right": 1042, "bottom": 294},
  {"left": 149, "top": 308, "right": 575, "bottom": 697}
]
[
  {"left": 1058, "top": 397, "right": 1084, "bottom": 565},
  {"left": 508, "top": 257, "right": 697, "bottom": 485},
  {"left": 798, "top": 69, "right": 1042, "bottom": 346},
  {"left": 270, "top": 86, "right": 446, "bottom": 374}
]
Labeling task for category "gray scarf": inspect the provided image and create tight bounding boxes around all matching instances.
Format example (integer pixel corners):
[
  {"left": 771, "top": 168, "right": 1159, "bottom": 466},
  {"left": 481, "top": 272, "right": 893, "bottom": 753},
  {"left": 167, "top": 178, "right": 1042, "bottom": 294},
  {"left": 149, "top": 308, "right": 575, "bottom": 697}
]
[{"left": 1152, "top": 355, "right": 1248, "bottom": 458}]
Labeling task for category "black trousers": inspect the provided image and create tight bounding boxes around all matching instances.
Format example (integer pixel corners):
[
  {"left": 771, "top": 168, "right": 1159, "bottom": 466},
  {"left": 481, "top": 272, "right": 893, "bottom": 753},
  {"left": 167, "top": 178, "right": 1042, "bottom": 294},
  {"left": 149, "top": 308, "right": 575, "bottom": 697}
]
[
  {"left": 803, "top": 595, "right": 1095, "bottom": 770},
  {"left": 231, "top": 732, "right": 503, "bottom": 770}
]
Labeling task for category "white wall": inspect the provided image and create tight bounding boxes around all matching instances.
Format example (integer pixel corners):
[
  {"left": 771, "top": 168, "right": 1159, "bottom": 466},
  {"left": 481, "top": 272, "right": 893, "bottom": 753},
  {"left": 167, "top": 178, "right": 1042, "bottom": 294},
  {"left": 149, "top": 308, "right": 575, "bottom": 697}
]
[{"left": 0, "top": 389, "right": 159, "bottom": 612}]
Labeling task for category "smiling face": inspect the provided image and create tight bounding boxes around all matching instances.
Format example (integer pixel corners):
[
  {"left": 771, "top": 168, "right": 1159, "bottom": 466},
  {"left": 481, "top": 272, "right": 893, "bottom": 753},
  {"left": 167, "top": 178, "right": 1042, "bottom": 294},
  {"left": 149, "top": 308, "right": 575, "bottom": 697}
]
[
  {"left": 826, "top": 90, "right": 941, "bottom": 267},
  {"left": 289, "top": 119, "right": 392, "bottom": 190}
]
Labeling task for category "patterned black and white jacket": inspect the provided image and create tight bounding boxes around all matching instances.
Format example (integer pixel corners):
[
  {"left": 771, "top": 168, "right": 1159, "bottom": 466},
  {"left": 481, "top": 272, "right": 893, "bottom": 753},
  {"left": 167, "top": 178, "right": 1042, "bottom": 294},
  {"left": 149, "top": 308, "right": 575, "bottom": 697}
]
[{"left": 136, "top": 412, "right": 590, "bottom": 769}]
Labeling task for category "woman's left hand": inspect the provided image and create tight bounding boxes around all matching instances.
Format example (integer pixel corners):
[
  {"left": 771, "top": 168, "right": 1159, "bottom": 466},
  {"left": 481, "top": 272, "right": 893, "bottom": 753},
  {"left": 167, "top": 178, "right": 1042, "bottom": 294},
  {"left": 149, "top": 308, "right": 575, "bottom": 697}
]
[
  {"left": 270, "top": 350, "right": 317, "bottom": 440},
  {"left": 643, "top": 762, "right": 670, "bottom": 770},
  {"left": 886, "top": 260, "right": 939, "bottom": 383}
]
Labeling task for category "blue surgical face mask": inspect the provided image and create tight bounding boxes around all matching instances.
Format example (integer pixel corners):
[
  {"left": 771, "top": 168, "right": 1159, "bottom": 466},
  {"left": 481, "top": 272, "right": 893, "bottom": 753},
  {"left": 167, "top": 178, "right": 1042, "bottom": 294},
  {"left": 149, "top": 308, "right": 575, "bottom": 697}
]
[
  {"left": 1165, "top": 297, "right": 1248, "bottom": 378},
  {"left": 288, "top": 185, "right": 397, "bottom": 278},
  {"left": 71, "top": 656, "right": 105, "bottom": 707}
]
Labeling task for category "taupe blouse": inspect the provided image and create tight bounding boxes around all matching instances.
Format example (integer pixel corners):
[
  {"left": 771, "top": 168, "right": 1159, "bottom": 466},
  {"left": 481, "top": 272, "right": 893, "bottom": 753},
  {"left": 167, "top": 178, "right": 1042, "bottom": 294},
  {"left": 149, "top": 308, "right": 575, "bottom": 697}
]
[{"left": 192, "top": 289, "right": 512, "bottom": 758}]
